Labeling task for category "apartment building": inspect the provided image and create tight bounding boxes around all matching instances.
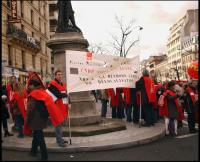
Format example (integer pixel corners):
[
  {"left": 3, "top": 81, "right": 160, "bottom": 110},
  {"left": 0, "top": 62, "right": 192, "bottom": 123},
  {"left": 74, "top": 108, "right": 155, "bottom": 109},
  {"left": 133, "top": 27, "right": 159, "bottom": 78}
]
[
  {"left": 166, "top": 9, "right": 198, "bottom": 80},
  {"left": 2, "top": 0, "right": 51, "bottom": 85}
]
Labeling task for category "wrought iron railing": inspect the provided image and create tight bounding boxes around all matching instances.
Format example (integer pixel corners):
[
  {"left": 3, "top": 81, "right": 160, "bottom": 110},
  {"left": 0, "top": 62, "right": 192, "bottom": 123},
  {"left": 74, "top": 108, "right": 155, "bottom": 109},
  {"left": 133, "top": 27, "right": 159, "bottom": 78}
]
[{"left": 7, "top": 23, "right": 41, "bottom": 51}]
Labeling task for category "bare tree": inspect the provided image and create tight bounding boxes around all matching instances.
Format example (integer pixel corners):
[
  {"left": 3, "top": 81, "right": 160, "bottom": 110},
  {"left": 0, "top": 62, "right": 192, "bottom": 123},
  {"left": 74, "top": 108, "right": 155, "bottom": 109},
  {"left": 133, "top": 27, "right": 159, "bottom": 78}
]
[
  {"left": 109, "top": 15, "right": 143, "bottom": 58},
  {"left": 88, "top": 43, "right": 109, "bottom": 55}
]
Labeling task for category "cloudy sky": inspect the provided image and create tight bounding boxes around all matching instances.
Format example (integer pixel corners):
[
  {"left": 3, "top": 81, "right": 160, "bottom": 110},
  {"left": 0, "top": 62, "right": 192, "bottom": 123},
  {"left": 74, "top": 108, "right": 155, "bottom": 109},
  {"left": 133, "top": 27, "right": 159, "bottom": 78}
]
[{"left": 72, "top": 1, "right": 198, "bottom": 61}]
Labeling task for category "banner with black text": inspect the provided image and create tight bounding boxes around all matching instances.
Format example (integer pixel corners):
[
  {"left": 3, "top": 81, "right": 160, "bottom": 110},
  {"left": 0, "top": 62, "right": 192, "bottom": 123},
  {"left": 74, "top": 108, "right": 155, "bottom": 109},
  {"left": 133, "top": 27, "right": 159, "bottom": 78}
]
[{"left": 66, "top": 50, "right": 140, "bottom": 93}]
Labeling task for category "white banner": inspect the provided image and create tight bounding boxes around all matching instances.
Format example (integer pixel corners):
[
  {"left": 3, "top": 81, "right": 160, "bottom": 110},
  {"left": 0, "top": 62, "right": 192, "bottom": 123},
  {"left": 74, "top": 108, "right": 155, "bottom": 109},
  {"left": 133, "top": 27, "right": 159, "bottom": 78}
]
[{"left": 66, "top": 50, "right": 140, "bottom": 93}]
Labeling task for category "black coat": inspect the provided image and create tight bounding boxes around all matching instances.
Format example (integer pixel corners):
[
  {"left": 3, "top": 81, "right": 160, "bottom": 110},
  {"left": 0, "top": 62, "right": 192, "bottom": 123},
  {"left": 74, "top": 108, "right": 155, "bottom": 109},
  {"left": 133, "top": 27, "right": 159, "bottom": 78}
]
[
  {"left": 136, "top": 77, "right": 149, "bottom": 105},
  {"left": 166, "top": 93, "right": 179, "bottom": 119},
  {"left": 1, "top": 101, "right": 10, "bottom": 120},
  {"left": 183, "top": 92, "right": 195, "bottom": 114}
]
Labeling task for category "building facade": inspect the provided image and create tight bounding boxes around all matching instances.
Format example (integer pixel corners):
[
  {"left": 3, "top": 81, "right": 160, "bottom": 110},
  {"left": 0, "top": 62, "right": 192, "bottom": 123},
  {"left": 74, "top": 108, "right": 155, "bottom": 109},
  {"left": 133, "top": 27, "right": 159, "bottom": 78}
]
[
  {"left": 48, "top": 0, "right": 58, "bottom": 76},
  {"left": 2, "top": 0, "right": 51, "bottom": 85},
  {"left": 166, "top": 9, "right": 198, "bottom": 81}
]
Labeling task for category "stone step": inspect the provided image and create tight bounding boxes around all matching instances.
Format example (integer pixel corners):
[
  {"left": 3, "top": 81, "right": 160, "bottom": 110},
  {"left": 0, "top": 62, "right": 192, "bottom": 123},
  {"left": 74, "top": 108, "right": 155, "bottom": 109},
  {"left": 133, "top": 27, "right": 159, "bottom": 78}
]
[{"left": 44, "top": 118, "right": 126, "bottom": 137}]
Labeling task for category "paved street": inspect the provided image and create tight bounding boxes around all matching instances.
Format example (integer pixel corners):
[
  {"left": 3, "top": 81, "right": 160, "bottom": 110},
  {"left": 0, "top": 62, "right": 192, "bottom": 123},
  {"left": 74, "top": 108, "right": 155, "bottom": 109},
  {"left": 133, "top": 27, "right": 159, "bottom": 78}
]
[{"left": 2, "top": 119, "right": 198, "bottom": 161}]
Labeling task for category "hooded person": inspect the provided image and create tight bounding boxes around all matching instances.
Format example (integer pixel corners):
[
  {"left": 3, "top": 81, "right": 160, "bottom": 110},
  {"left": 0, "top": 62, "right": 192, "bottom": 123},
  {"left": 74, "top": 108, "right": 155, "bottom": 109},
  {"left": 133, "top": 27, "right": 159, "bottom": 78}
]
[{"left": 26, "top": 72, "right": 65, "bottom": 160}]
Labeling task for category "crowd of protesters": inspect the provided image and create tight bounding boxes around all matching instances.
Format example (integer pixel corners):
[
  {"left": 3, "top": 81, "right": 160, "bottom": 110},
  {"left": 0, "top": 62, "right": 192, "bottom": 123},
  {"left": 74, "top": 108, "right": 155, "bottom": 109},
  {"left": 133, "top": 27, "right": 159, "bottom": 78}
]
[
  {"left": 1, "top": 69, "right": 198, "bottom": 160},
  {"left": 97, "top": 69, "right": 199, "bottom": 136}
]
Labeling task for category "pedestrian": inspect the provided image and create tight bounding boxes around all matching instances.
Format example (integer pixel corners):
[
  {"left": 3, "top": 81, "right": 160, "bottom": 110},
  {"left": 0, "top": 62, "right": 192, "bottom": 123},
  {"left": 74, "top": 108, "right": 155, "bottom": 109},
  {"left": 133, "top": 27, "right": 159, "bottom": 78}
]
[
  {"left": 107, "top": 88, "right": 122, "bottom": 119},
  {"left": 1, "top": 95, "right": 14, "bottom": 137},
  {"left": 99, "top": 89, "right": 109, "bottom": 118},
  {"left": 130, "top": 87, "right": 139, "bottom": 123},
  {"left": 122, "top": 87, "right": 132, "bottom": 122},
  {"left": 26, "top": 72, "right": 65, "bottom": 161},
  {"left": 11, "top": 83, "right": 26, "bottom": 138},
  {"left": 91, "top": 90, "right": 98, "bottom": 102},
  {"left": 6, "top": 76, "right": 18, "bottom": 130},
  {"left": 182, "top": 82, "right": 197, "bottom": 133},
  {"left": 161, "top": 81, "right": 183, "bottom": 136},
  {"left": 137, "top": 69, "right": 156, "bottom": 126},
  {"left": 47, "top": 69, "right": 69, "bottom": 147}
]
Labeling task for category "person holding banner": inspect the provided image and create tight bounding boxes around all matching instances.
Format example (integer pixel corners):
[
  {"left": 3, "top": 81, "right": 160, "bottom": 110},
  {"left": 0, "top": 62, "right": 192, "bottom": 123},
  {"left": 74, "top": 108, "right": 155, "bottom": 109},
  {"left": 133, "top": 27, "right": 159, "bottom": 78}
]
[
  {"left": 137, "top": 69, "right": 156, "bottom": 127},
  {"left": 47, "top": 70, "right": 69, "bottom": 147}
]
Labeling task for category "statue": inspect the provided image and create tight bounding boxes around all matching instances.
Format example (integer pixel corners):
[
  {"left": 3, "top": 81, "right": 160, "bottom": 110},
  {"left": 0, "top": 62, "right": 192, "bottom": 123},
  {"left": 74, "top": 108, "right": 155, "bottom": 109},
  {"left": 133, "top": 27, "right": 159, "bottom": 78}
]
[{"left": 56, "top": 0, "right": 82, "bottom": 33}]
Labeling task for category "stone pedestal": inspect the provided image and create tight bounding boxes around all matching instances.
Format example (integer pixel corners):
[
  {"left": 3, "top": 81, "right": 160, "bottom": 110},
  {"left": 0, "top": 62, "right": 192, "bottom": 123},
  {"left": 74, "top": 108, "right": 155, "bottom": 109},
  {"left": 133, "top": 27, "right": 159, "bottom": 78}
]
[{"left": 47, "top": 32, "right": 102, "bottom": 126}]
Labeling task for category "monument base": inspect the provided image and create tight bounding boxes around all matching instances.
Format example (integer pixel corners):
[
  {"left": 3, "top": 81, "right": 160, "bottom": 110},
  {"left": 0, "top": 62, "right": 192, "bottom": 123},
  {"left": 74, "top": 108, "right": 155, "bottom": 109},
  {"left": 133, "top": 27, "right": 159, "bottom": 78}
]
[{"left": 44, "top": 118, "right": 126, "bottom": 137}]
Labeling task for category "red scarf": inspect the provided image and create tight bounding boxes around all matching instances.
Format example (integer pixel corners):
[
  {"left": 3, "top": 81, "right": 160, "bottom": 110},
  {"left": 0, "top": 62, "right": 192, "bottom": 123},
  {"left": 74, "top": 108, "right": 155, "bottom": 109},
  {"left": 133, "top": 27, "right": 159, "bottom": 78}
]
[
  {"left": 48, "top": 80, "right": 68, "bottom": 119},
  {"left": 122, "top": 88, "right": 131, "bottom": 105},
  {"left": 107, "top": 88, "right": 121, "bottom": 107},
  {"left": 28, "top": 88, "right": 65, "bottom": 127},
  {"left": 143, "top": 76, "right": 156, "bottom": 103}
]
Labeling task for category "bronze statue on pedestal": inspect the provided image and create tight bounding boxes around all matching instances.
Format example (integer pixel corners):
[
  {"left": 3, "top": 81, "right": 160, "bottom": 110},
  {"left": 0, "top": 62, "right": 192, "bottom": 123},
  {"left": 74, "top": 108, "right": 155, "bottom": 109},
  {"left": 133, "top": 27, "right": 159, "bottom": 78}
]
[{"left": 56, "top": 0, "right": 81, "bottom": 33}]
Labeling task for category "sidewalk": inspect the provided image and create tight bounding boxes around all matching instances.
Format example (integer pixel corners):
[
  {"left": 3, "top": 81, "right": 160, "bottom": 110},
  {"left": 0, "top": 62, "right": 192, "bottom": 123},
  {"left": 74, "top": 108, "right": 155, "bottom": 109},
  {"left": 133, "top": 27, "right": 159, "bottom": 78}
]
[{"left": 2, "top": 121, "right": 165, "bottom": 153}]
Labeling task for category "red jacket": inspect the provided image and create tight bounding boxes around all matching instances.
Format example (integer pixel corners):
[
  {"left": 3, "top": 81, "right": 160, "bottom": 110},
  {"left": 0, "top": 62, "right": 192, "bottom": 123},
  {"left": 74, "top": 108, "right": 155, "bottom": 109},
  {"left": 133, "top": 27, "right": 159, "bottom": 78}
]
[
  {"left": 143, "top": 76, "right": 156, "bottom": 104},
  {"left": 122, "top": 88, "right": 131, "bottom": 105},
  {"left": 159, "top": 90, "right": 184, "bottom": 120},
  {"left": 107, "top": 88, "right": 121, "bottom": 107},
  {"left": 48, "top": 80, "right": 69, "bottom": 119},
  {"left": 29, "top": 88, "right": 65, "bottom": 127}
]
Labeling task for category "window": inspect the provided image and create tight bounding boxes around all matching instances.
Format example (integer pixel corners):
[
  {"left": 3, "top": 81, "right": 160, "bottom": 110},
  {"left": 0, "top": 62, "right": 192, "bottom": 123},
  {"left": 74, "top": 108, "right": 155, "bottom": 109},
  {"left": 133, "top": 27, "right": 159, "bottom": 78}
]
[
  {"left": 31, "top": 10, "right": 34, "bottom": 25},
  {"left": 46, "top": 61, "right": 48, "bottom": 75},
  {"left": 38, "top": 1, "right": 40, "bottom": 13},
  {"left": 21, "top": 24, "right": 24, "bottom": 31},
  {"left": 44, "top": 22, "right": 46, "bottom": 35},
  {"left": 32, "top": 55, "right": 35, "bottom": 68},
  {"left": 32, "top": 32, "right": 34, "bottom": 37},
  {"left": 40, "top": 58, "right": 43, "bottom": 76},
  {"left": 20, "top": 0, "right": 24, "bottom": 17},
  {"left": 8, "top": 45, "right": 13, "bottom": 66},
  {"left": 39, "top": 18, "right": 41, "bottom": 31},
  {"left": 43, "top": 3, "right": 46, "bottom": 17},
  {"left": 22, "top": 50, "right": 26, "bottom": 69},
  {"left": 7, "top": 0, "right": 11, "bottom": 8},
  {"left": 7, "top": 14, "right": 11, "bottom": 22}
]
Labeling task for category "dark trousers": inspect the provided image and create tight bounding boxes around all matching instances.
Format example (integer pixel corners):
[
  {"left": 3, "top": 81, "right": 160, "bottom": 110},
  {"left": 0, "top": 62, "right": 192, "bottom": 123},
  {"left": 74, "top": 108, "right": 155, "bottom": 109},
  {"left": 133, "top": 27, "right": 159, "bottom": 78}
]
[
  {"left": 125, "top": 104, "right": 132, "bottom": 122},
  {"left": 31, "top": 130, "right": 48, "bottom": 159},
  {"left": 101, "top": 99, "right": 108, "bottom": 117},
  {"left": 112, "top": 107, "right": 117, "bottom": 118},
  {"left": 188, "top": 112, "right": 196, "bottom": 131},
  {"left": 2, "top": 119, "right": 8, "bottom": 130},
  {"left": 15, "top": 114, "right": 24, "bottom": 136},
  {"left": 132, "top": 104, "right": 139, "bottom": 123},
  {"left": 117, "top": 106, "right": 125, "bottom": 119},
  {"left": 143, "top": 103, "right": 155, "bottom": 125}
]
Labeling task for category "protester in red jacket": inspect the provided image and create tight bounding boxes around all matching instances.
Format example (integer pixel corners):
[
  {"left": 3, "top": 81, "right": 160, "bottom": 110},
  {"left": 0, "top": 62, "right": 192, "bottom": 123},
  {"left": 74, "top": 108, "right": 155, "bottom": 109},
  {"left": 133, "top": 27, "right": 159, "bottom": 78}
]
[
  {"left": 47, "top": 69, "right": 69, "bottom": 147},
  {"left": 107, "top": 88, "right": 124, "bottom": 118},
  {"left": 122, "top": 87, "right": 132, "bottom": 122},
  {"left": 137, "top": 69, "right": 156, "bottom": 127},
  {"left": 159, "top": 81, "right": 183, "bottom": 136}
]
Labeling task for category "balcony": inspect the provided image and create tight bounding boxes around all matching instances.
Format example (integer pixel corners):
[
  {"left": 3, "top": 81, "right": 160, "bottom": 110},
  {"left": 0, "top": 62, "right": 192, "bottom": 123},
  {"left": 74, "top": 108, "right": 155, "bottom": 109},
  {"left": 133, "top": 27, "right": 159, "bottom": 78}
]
[{"left": 7, "top": 23, "right": 41, "bottom": 53}]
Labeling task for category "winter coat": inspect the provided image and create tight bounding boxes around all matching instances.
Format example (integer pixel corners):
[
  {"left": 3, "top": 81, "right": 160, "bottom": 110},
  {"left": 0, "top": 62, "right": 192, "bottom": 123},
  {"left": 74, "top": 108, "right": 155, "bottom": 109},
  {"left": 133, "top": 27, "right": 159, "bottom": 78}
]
[{"left": 26, "top": 96, "right": 49, "bottom": 131}]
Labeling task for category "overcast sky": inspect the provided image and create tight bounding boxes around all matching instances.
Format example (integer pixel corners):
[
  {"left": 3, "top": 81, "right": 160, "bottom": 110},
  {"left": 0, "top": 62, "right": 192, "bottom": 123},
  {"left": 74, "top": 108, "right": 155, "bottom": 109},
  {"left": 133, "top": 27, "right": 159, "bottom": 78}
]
[{"left": 72, "top": 1, "right": 198, "bottom": 61}]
